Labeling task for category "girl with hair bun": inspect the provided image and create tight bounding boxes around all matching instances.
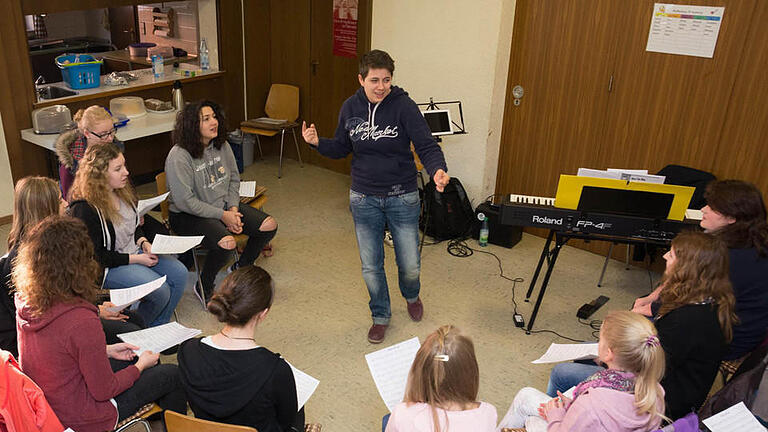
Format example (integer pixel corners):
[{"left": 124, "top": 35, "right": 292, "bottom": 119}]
[
  {"left": 178, "top": 266, "right": 304, "bottom": 432},
  {"left": 385, "top": 325, "right": 497, "bottom": 432},
  {"left": 498, "top": 310, "right": 667, "bottom": 432}
]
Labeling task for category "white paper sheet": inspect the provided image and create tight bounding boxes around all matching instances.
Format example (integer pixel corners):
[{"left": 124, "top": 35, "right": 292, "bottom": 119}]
[
  {"left": 686, "top": 209, "right": 704, "bottom": 220},
  {"left": 118, "top": 322, "right": 201, "bottom": 355},
  {"left": 646, "top": 4, "right": 725, "bottom": 58},
  {"left": 577, "top": 168, "right": 621, "bottom": 180},
  {"left": 150, "top": 234, "right": 204, "bottom": 254},
  {"left": 136, "top": 192, "right": 170, "bottom": 217},
  {"left": 108, "top": 276, "right": 166, "bottom": 312},
  {"left": 239, "top": 181, "right": 256, "bottom": 197},
  {"left": 621, "top": 173, "right": 666, "bottom": 184},
  {"left": 607, "top": 169, "right": 648, "bottom": 175},
  {"left": 286, "top": 361, "right": 320, "bottom": 411},
  {"left": 531, "top": 343, "right": 599, "bottom": 364},
  {"left": 702, "top": 401, "right": 766, "bottom": 432},
  {"left": 365, "top": 337, "right": 421, "bottom": 412}
]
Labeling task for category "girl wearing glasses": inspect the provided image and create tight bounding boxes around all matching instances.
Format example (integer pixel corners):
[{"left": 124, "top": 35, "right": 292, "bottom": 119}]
[{"left": 55, "top": 105, "right": 121, "bottom": 200}]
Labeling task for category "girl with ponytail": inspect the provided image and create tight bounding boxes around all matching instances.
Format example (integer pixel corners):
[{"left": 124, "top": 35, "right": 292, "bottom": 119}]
[
  {"left": 498, "top": 311, "right": 667, "bottom": 432},
  {"left": 385, "top": 325, "right": 497, "bottom": 431},
  {"left": 177, "top": 266, "right": 305, "bottom": 432}
]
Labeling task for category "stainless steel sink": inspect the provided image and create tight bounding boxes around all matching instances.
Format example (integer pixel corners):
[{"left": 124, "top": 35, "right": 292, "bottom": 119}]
[{"left": 37, "top": 86, "right": 78, "bottom": 100}]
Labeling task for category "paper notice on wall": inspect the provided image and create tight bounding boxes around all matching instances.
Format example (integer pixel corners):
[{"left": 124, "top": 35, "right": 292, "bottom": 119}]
[
  {"left": 646, "top": 4, "right": 725, "bottom": 58},
  {"left": 333, "top": 0, "right": 358, "bottom": 58}
]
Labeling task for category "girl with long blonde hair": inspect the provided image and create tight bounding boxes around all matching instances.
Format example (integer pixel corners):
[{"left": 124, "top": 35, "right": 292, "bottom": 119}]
[
  {"left": 69, "top": 143, "right": 187, "bottom": 326},
  {"left": 498, "top": 310, "right": 667, "bottom": 432},
  {"left": 55, "top": 105, "right": 121, "bottom": 199},
  {"left": 1, "top": 177, "right": 65, "bottom": 356},
  {"left": 385, "top": 325, "right": 497, "bottom": 431}
]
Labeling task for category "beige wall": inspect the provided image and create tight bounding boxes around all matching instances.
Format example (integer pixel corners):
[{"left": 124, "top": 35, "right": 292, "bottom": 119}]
[
  {"left": 372, "top": 0, "right": 516, "bottom": 204},
  {"left": 0, "top": 113, "right": 16, "bottom": 217}
]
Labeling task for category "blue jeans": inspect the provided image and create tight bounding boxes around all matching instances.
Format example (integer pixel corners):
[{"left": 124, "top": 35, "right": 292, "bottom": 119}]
[
  {"left": 546, "top": 361, "right": 605, "bottom": 396},
  {"left": 104, "top": 256, "right": 188, "bottom": 326},
  {"left": 350, "top": 190, "right": 421, "bottom": 325}
]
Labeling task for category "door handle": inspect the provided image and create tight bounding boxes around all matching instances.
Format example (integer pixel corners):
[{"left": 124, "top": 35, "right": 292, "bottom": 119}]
[{"left": 311, "top": 60, "right": 319, "bottom": 75}]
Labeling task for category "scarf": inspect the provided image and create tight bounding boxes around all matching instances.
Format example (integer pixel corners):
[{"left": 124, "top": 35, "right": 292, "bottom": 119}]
[{"left": 573, "top": 368, "right": 635, "bottom": 401}]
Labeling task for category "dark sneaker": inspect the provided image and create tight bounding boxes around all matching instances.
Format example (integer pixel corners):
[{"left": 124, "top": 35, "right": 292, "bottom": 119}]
[
  {"left": 367, "top": 324, "right": 388, "bottom": 344},
  {"left": 407, "top": 298, "right": 424, "bottom": 322}
]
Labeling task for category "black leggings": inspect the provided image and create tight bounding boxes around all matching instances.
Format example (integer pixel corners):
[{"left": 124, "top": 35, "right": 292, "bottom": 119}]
[
  {"left": 169, "top": 204, "right": 277, "bottom": 295},
  {"left": 115, "top": 363, "right": 187, "bottom": 420}
]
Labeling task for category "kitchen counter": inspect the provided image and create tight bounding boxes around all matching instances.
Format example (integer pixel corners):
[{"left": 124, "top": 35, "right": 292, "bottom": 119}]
[
  {"left": 21, "top": 110, "right": 178, "bottom": 152},
  {"left": 97, "top": 49, "right": 198, "bottom": 67},
  {"left": 33, "top": 65, "right": 223, "bottom": 108}
]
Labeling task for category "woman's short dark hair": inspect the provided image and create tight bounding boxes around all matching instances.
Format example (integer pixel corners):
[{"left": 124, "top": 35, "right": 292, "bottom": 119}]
[
  {"left": 359, "top": 49, "right": 395, "bottom": 79},
  {"left": 208, "top": 266, "right": 274, "bottom": 326},
  {"left": 705, "top": 179, "right": 768, "bottom": 253},
  {"left": 12, "top": 216, "right": 101, "bottom": 316},
  {"left": 172, "top": 100, "right": 228, "bottom": 159}
]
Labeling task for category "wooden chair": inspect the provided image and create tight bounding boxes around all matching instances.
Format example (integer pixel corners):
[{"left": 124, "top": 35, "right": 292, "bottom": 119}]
[
  {"left": 154, "top": 172, "right": 269, "bottom": 308},
  {"left": 164, "top": 411, "right": 258, "bottom": 432},
  {"left": 241, "top": 84, "right": 304, "bottom": 178},
  {"left": 113, "top": 403, "right": 161, "bottom": 431}
]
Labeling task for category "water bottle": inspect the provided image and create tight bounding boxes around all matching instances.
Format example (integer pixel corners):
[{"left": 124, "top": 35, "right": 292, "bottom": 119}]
[
  {"left": 479, "top": 217, "right": 489, "bottom": 247},
  {"left": 152, "top": 54, "right": 164, "bottom": 78},
  {"left": 171, "top": 80, "right": 184, "bottom": 110},
  {"left": 199, "top": 38, "right": 210, "bottom": 70}
]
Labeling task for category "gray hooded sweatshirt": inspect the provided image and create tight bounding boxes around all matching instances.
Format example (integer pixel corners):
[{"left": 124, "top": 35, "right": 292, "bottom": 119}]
[{"left": 165, "top": 142, "right": 240, "bottom": 219}]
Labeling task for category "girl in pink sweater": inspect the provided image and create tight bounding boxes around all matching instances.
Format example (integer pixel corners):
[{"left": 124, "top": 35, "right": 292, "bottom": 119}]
[
  {"left": 385, "top": 325, "right": 497, "bottom": 432},
  {"left": 498, "top": 311, "right": 667, "bottom": 432}
]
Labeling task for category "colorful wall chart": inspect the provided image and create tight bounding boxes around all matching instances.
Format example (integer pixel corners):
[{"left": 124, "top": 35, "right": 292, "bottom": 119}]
[{"left": 646, "top": 3, "right": 725, "bottom": 58}]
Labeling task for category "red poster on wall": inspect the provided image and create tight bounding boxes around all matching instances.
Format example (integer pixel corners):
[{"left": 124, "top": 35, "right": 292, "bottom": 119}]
[{"left": 333, "top": 0, "right": 358, "bottom": 58}]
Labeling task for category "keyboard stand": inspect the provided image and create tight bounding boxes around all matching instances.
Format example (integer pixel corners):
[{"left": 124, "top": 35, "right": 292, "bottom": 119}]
[{"left": 523, "top": 229, "right": 674, "bottom": 333}]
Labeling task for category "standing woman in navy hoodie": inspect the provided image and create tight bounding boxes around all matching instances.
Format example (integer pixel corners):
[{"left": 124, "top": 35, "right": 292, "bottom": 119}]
[{"left": 302, "top": 49, "right": 450, "bottom": 343}]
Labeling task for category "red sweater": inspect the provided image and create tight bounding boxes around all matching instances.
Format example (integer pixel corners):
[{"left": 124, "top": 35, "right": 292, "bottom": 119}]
[{"left": 16, "top": 296, "right": 140, "bottom": 432}]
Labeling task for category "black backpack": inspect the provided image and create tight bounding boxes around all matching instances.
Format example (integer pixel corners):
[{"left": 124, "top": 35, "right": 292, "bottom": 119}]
[{"left": 420, "top": 177, "right": 474, "bottom": 240}]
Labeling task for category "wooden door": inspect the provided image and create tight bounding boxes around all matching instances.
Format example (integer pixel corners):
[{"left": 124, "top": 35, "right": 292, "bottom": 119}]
[
  {"left": 709, "top": 1, "right": 768, "bottom": 196},
  {"left": 108, "top": 6, "right": 137, "bottom": 49},
  {"left": 597, "top": 0, "right": 755, "bottom": 174},
  {"left": 495, "top": 0, "right": 620, "bottom": 199},
  {"left": 307, "top": 0, "right": 371, "bottom": 175}
]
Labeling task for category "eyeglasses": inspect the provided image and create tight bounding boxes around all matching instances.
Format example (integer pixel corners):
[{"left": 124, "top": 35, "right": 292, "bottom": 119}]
[{"left": 88, "top": 128, "right": 116, "bottom": 139}]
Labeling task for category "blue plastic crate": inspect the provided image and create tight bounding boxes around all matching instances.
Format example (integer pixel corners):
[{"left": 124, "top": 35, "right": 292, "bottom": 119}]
[{"left": 55, "top": 54, "right": 102, "bottom": 89}]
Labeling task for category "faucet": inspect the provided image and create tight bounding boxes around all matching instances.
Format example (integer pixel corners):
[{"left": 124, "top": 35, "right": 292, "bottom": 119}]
[{"left": 35, "top": 75, "right": 46, "bottom": 100}]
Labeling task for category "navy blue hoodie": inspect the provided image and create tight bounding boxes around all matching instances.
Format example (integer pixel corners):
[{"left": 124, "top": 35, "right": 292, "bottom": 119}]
[{"left": 317, "top": 86, "right": 447, "bottom": 196}]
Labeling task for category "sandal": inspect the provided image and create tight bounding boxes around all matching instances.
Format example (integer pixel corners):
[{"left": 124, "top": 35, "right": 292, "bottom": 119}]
[{"left": 262, "top": 243, "right": 274, "bottom": 257}]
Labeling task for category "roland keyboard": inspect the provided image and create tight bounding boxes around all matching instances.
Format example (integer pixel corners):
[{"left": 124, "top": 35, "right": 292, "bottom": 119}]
[{"left": 499, "top": 194, "right": 691, "bottom": 241}]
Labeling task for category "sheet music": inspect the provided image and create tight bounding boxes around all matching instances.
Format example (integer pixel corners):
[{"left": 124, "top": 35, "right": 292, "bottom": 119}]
[
  {"left": 108, "top": 276, "right": 166, "bottom": 312},
  {"left": 239, "top": 181, "right": 256, "bottom": 197},
  {"left": 365, "top": 337, "right": 421, "bottom": 412},
  {"left": 136, "top": 192, "right": 170, "bottom": 217},
  {"left": 286, "top": 361, "right": 320, "bottom": 411},
  {"left": 150, "top": 234, "right": 203, "bottom": 254},
  {"left": 531, "top": 343, "right": 599, "bottom": 364},
  {"left": 646, "top": 4, "right": 725, "bottom": 58},
  {"left": 577, "top": 168, "right": 621, "bottom": 180},
  {"left": 702, "top": 401, "right": 766, "bottom": 432},
  {"left": 686, "top": 209, "right": 703, "bottom": 220},
  {"left": 118, "top": 322, "right": 201, "bottom": 355},
  {"left": 607, "top": 169, "right": 648, "bottom": 175}
]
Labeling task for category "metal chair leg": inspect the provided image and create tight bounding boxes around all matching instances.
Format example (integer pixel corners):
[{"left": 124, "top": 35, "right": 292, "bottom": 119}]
[
  {"left": 191, "top": 248, "right": 206, "bottom": 309},
  {"left": 255, "top": 135, "right": 263, "bottom": 159},
  {"left": 625, "top": 245, "right": 631, "bottom": 270},
  {"left": 278, "top": 128, "right": 286, "bottom": 178},
  {"left": 598, "top": 243, "right": 615, "bottom": 287},
  {"left": 292, "top": 128, "right": 303, "bottom": 167}
]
